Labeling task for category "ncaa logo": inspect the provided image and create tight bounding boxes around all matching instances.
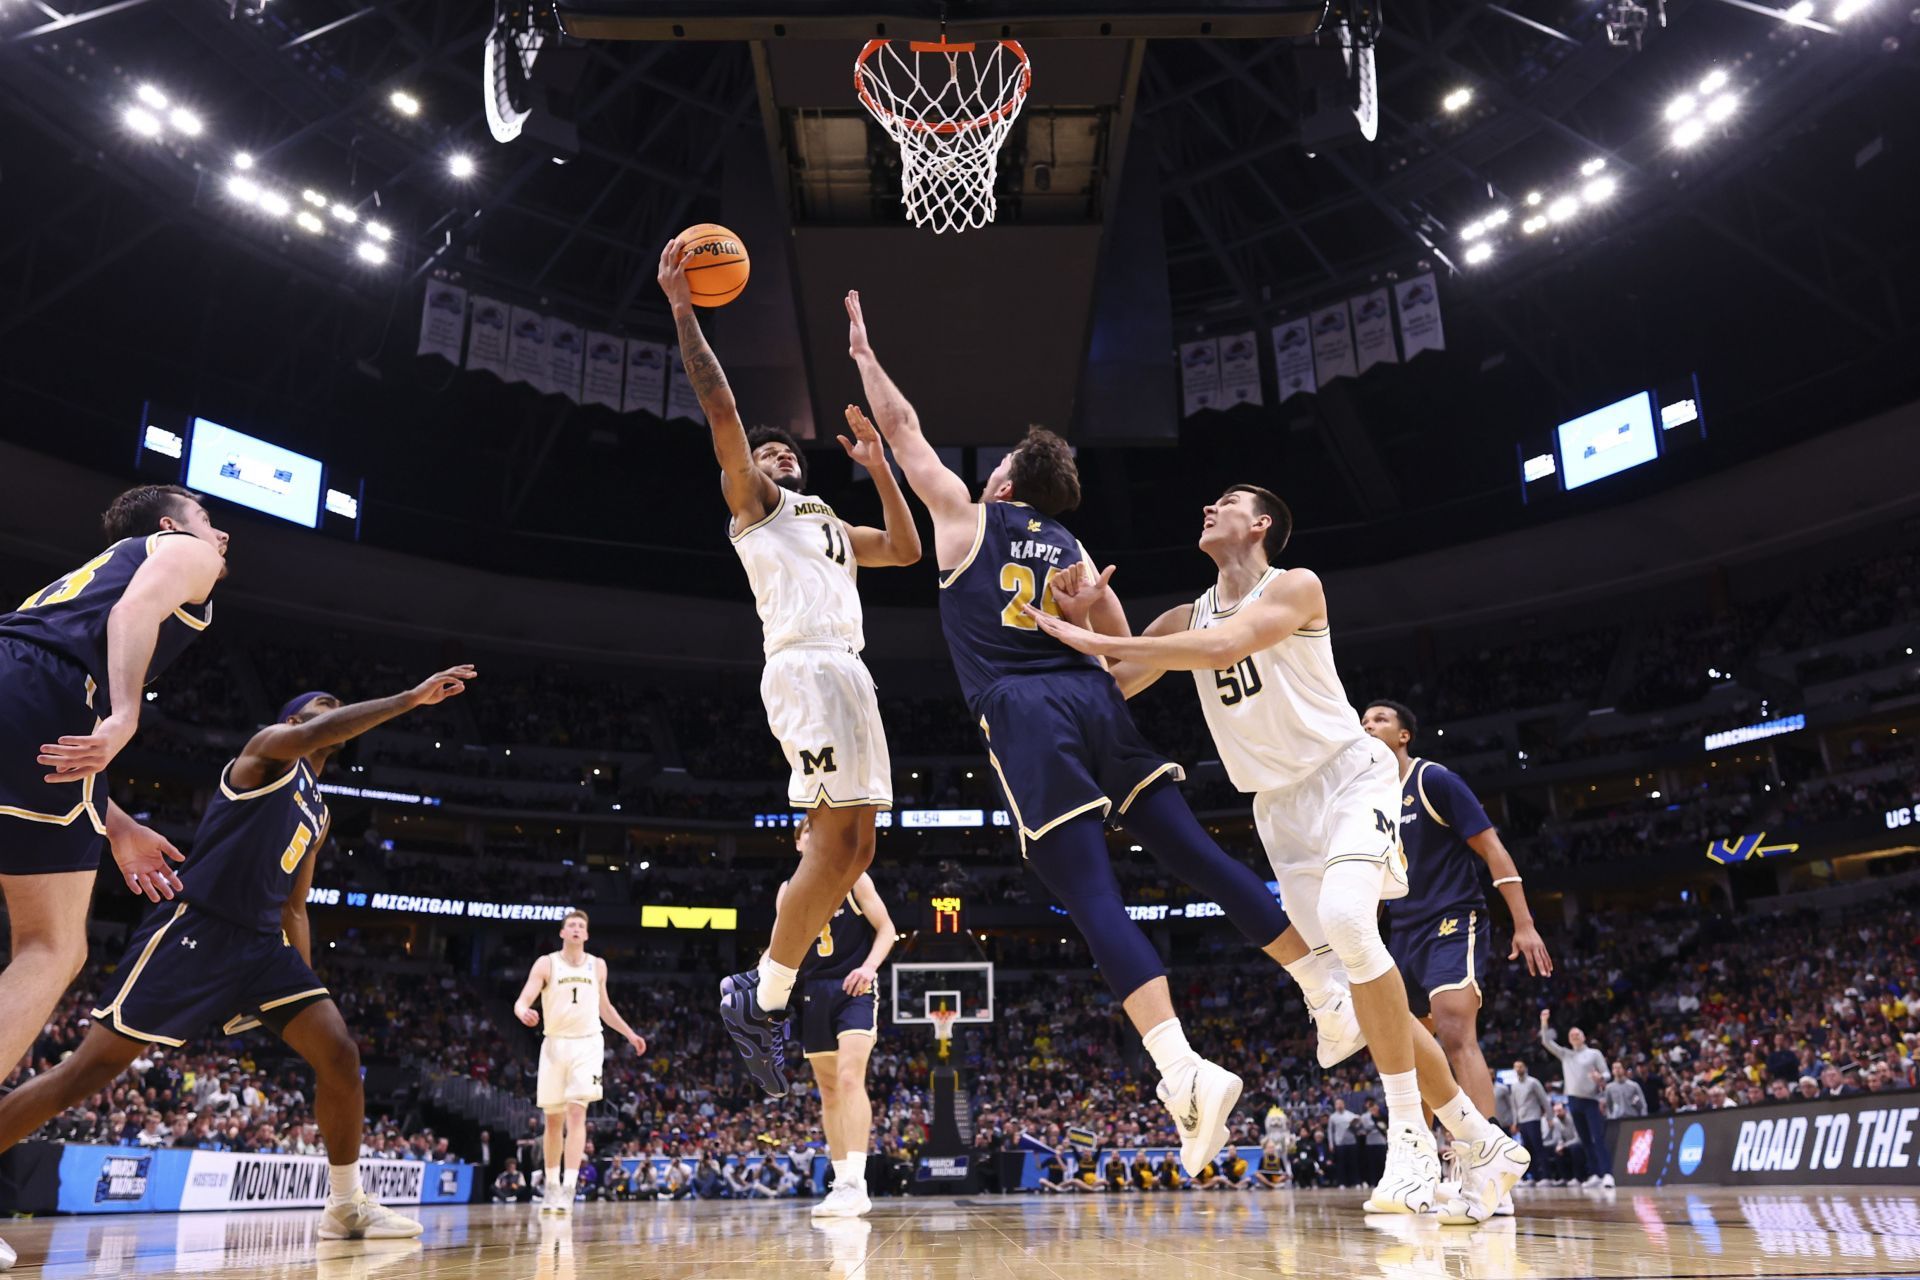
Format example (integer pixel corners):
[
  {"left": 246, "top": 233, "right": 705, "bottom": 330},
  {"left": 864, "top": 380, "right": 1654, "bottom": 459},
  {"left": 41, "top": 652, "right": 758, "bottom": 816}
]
[{"left": 1677, "top": 1123, "right": 1706, "bottom": 1176}]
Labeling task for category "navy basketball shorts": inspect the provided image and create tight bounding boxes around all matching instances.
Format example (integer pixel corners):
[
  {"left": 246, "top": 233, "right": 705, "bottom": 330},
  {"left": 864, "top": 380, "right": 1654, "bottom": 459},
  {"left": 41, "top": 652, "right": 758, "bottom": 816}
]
[
  {"left": 800, "top": 978, "right": 878, "bottom": 1057},
  {"left": 974, "top": 668, "right": 1184, "bottom": 852},
  {"left": 91, "top": 902, "right": 331, "bottom": 1046},
  {"left": 1388, "top": 907, "right": 1490, "bottom": 1017},
  {"left": 0, "top": 638, "right": 106, "bottom": 875}
]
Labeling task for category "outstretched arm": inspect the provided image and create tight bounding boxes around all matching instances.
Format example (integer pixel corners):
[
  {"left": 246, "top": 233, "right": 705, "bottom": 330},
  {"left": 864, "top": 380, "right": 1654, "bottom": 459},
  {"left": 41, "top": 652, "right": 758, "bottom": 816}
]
[
  {"left": 1027, "top": 569, "right": 1324, "bottom": 673},
  {"left": 660, "top": 238, "right": 777, "bottom": 529},
  {"left": 839, "top": 406, "right": 923, "bottom": 569},
  {"left": 228, "top": 665, "right": 475, "bottom": 792},
  {"left": 596, "top": 957, "right": 648, "bottom": 1055},
  {"left": 844, "top": 291, "right": 975, "bottom": 554}
]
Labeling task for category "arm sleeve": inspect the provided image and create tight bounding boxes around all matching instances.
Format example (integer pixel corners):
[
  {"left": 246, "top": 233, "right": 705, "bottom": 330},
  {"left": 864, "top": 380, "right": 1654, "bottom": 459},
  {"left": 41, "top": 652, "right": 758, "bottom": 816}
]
[{"left": 1426, "top": 765, "right": 1494, "bottom": 840}]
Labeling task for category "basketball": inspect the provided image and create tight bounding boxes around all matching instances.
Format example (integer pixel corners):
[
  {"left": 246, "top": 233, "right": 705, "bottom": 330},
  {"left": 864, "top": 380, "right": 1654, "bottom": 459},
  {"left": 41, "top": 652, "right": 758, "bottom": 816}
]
[{"left": 676, "top": 223, "right": 750, "bottom": 307}]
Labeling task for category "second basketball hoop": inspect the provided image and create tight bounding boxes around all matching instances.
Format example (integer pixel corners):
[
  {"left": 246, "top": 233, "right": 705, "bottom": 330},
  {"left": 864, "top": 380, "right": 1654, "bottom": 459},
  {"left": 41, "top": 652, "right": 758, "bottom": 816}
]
[{"left": 854, "top": 36, "right": 1032, "bottom": 234}]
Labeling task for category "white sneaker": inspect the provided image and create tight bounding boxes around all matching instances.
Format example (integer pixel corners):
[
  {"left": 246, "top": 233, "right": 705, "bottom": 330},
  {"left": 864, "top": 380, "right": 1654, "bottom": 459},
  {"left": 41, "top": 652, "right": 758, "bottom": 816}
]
[
  {"left": 1495, "top": 1190, "right": 1515, "bottom": 1216},
  {"left": 811, "top": 1181, "right": 872, "bottom": 1218},
  {"left": 1600, "top": 1174, "right": 1615, "bottom": 1189},
  {"left": 317, "top": 1189, "right": 425, "bottom": 1240},
  {"left": 554, "top": 1180, "right": 575, "bottom": 1214},
  {"left": 1582, "top": 1174, "right": 1602, "bottom": 1188},
  {"left": 1308, "top": 987, "right": 1367, "bottom": 1068},
  {"left": 1363, "top": 1122, "right": 1441, "bottom": 1215},
  {"left": 0, "top": 1235, "right": 14, "bottom": 1271},
  {"left": 1436, "top": 1132, "right": 1530, "bottom": 1226},
  {"left": 1156, "top": 1057, "right": 1243, "bottom": 1176}
]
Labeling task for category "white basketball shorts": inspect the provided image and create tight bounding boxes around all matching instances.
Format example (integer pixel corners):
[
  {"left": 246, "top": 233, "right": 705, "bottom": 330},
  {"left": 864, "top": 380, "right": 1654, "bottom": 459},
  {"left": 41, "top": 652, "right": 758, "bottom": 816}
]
[
  {"left": 537, "top": 1033, "right": 605, "bottom": 1111},
  {"left": 1252, "top": 738, "right": 1409, "bottom": 949},
  {"left": 760, "top": 643, "right": 893, "bottom": 811}
]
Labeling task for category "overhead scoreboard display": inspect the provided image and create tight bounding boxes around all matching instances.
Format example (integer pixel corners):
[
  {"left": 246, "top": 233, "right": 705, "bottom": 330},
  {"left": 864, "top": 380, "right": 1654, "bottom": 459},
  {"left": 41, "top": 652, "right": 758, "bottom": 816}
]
[
  {"left": 136, "top": 402, "right": 364, "bottom": 539},
  {"left": 1517, "top": 373, "right": 1706, "bottom": 502}
]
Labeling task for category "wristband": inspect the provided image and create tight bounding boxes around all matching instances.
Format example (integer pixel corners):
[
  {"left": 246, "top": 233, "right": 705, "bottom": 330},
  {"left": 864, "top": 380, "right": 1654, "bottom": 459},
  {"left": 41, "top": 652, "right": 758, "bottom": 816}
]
[{"left": 1492, "top": 875, "right": 1523, "bottom": 887}]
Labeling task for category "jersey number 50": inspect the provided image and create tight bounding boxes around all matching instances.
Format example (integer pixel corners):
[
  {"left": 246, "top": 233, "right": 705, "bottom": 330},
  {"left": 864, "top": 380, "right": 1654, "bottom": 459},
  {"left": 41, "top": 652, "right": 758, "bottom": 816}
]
[{"left": 1213, "top": 658, "right": 1264, "bottom": 706}]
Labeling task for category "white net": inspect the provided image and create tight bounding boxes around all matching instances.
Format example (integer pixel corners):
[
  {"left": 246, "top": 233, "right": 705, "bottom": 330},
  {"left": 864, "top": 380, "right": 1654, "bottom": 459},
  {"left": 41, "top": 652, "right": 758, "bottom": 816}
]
[{"left": 855, "top": 38, "right": 1031, "bottom": 234}]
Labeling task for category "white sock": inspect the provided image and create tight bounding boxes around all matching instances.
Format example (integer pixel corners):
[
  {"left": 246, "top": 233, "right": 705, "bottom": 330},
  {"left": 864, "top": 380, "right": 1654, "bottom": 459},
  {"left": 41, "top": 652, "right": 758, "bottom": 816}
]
[
  {"left": 1434, "top": 1090, "right": 1499, "bottom": 1145},
  {"left": 1283, "top": 948, "right": 1341, "bottom": 1008},
  {"left": 328, "top": 1163, "right": 360, "bottom": 1203},
  {"left": 756, "top": 954, "right": 799, "bottom": 1012},
  {"left": 563, "top": 1168, "right": 578, "bottom": 1189},
  {"left": 1142, "top": 1018, "right": 1199, "bottom": 1077},
  {"left": 1381, "top": 1069, "right": 1422, "bottom": 1127},
  {"left": 846, "top": 1151, "right": 866, "bottom": 1186}
]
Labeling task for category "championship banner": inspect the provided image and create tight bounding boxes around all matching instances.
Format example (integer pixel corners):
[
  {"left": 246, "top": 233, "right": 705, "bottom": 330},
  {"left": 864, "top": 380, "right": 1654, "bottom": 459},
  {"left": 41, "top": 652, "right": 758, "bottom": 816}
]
[
  {"left": 506, "top": 306, "right": 551, "bottom": 391},
  {"left": 1613, "top": 1093, "right": 1920, "bottom": 1188},
  {"left": 1218, "top": 331, "right": 1263, "bottom": 406},
  {"left": 1394, "top": 272, "right": 1445, "bottom": 358},
  {"left": 465, "top": 295, "right": 511, "bottom": 381},
  {"left": 665, "top": 345, "right": 705, "bottom": 424},
  {"left": 1311, "top": 302, "right": 1357, "bottom": 383},
  {"left": 1271, "top": 317, "right": 1316, "bottom": 401},
  {"left": 1351, "top": 288, "right": 1398, "bottom": 374},
  {"left": 582, "top": 331, "right": 626, "bottom": 412},
  {"left": 1178, "top": 338, "right": 1221, "bottom": 416},
  {"left": 547, "top": 317, "right": 585, "bottom": 404},
  {"left": 416, "top": 281, "right": 467, "bottom": 365},
  {"left": 622, "top": 340, "right": 667, "bottom": 417}
]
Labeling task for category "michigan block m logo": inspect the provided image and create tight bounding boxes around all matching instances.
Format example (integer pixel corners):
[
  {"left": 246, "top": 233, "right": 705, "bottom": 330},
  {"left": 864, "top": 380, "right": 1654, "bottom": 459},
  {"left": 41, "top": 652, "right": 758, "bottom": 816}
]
[{"left": 799, "top": 746, "right": 838, "bottom": 776}]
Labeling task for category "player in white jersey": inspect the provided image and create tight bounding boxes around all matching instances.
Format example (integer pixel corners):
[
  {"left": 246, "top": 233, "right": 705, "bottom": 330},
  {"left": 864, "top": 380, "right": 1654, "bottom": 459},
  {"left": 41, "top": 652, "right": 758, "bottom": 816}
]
[
  {"left": 513, "top": 910, "right": 649, "bottom": 1213},
  {"left": 1030, "top": 485, "right": 1528, "bottom": 1223},
  {"left": 658, "top": 241, "right": 921, "bottom": 1098}
]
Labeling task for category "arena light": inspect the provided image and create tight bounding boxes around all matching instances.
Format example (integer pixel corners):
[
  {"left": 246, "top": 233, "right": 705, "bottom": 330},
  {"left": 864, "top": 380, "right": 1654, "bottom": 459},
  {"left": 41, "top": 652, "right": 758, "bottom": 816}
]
[
  {"left": 1665, "top": 93, "right": 1698, "bottom": 122},
  {"left": 356, "top": 241, "right": 388, "bottom": 265},
  {"left": 1580, "top": 157, "right": 1607, "bottom": 177},
  {"left": 1464, "top": 242, "right": 1494, "bottom": 265},
  {"left": 1704, "top": 93, "right": 1739, "bottom": 123},
  {"left": 1462, "top": 219, "right": 1487, "bottom": 241},
  {"left": 1483, "top": 207, "right": 1511, "bottom": 229},
  {"left": 1523, "top": 452, "right": 1557, "bottom": 481},
  {"left": 388, "top": 89, "right": 422, "bottom": 116},
  {"left": 257, "top": 190, "right": 291, "bottom": 218},
  {"left": 324, "top": 488, "right": 360, "bottom": 518},
  {"left": 123, "top": 106, "right": 162, "bottom": 138},
  {"left": 1442, "top": 86, "right": 1473, "bottom": 112},
  {"left": 226, "top": 173, "right": 260, "bottom": 203},
  {"left": 1785, "top": 0, "right": 1815, "bottom": 17},
  {"left": 1583, "top": 175, "right": 1618, "bottom": 203},
  {"left": 365, "top": 221, "right": 392, "bottom": 242},
  {"left": 299, "top": 189, "right": 325, "bottom": 207},
  {"left": 1698, "top": 68, "right": 1730, "bottom": 95},
  {"left": 1673, "top": 118, "right": 1709, "bottom": 147},
  {"left": 135, "top": 83, "right": 168, "bottom": 110},
  {"left": 447, "top": 152, "right": 476, "bottom": 179},
  {"left": 1522, "top": 215, "right": 1547, "bottom": 234},
  {"left": 295, "top": 210, "right": 324, "bottom": 234},
  {"left": 1832, "top": 0, "right": 1869, "bottom": 19},
  {"left": 233, "top": 151, "right": 254, "bottom": 170},
  {"left": 167, "top": 107, "right": 203, "bottom": 137},
  {"left": 330, "top": 202, "right": 358, "bottom": 224},
  {"left": 1547, "top": 194, "right": 1580, "bottom": 222},
  {"left": 1525, "top": 190, "right": 1543, "bottom": 206}
]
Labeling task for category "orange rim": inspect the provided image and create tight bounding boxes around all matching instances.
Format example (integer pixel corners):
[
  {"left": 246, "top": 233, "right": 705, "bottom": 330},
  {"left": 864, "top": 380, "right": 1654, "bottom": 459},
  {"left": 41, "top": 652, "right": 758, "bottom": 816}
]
[{"left": 854, "top": 38, "right": 1031, "bottom": 137}]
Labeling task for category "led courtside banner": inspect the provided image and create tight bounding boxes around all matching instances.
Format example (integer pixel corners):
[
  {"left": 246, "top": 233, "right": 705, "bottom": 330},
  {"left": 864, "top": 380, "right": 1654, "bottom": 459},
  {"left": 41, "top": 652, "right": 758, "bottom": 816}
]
[{"left": 1612, "top": 1093, "right": 1920, "bottom": 1188}]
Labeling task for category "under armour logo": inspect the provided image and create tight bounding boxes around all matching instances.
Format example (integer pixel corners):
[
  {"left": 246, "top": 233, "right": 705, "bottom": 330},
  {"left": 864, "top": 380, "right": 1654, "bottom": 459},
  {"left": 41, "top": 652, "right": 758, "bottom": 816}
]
[
  {"left": 799, "top": 746, "right": 838, "bottom": 776},
  {"left": 180, "top": 937, "right": 198, "bottom": 949},
  {"left": 1437, "top": 918, "right": 1458, "bottom": 938}
]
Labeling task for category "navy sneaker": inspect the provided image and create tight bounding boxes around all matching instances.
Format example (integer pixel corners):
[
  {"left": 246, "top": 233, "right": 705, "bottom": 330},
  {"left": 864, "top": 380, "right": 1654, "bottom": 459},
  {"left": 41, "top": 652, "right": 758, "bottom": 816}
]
[{"left": 720, "top": 972, "right": 789, "bottom": 1097}]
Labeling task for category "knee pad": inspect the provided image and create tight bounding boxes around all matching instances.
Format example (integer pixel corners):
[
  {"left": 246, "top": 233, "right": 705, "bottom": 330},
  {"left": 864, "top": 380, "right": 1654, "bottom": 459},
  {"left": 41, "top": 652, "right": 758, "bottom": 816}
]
[{"left": 1317, "top": 860, "right": 1394, "bottom": 985}]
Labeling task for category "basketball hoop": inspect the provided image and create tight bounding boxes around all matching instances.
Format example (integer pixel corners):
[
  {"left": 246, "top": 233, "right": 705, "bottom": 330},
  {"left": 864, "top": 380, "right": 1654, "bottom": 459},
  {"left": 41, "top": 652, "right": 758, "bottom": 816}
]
[
  {"left": 855, "top": 36, "right": 1031, "bottom": 234},
  {"left": 929, "top": 1007, "right": 960, "bottom": 1060}
]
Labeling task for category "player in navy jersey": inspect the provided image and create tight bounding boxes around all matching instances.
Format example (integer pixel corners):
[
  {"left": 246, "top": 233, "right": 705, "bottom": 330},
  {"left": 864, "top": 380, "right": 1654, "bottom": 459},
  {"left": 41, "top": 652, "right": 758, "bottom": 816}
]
[
  {"left": 775, "top": 814, "right": 896, "bottom": 1218},
  {"left": 0, "top": 485, "right": 227, "bottom": 1145},
  {"left": 845, "top": 290, "right": 1332, "bottom": 1178},
  {"left": 0, "top": 664, "right": 474, "bottom": 1259},
  {"left": 1361, "top": 702, "right": 1552, "bottom": 1131}
]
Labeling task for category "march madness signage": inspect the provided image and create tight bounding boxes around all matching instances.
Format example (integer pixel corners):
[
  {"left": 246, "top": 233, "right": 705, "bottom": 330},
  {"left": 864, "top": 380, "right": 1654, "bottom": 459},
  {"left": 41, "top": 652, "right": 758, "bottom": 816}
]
[{"left": 1614, "top": 1093, "right": 1920, "bottom": 1187}]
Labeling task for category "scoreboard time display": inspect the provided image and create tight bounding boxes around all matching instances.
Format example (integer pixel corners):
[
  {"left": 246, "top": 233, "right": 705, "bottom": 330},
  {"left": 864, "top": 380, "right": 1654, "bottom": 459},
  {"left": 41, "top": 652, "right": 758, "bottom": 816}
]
[{"left": 929, "top": 895, "right": 964, "bottom": 935}]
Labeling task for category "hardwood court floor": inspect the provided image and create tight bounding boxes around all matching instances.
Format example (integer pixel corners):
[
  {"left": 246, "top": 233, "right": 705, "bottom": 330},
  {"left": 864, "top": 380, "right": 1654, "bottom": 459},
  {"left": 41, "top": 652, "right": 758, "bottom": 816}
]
[{"left": 4, "top": 1186, "right": 1918, "bottom": 1278}]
